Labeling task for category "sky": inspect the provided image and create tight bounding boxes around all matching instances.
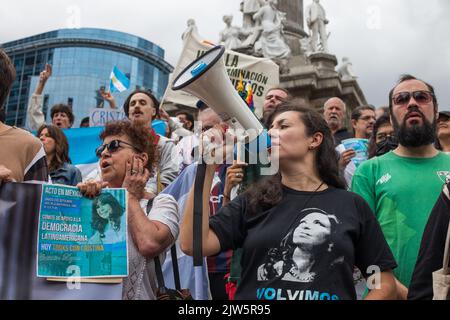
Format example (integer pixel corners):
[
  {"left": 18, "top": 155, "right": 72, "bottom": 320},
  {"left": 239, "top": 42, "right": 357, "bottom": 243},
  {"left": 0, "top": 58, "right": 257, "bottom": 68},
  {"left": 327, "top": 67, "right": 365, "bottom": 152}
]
[{"left": 1, "top": 0, "right": 449, "bottom": 110}]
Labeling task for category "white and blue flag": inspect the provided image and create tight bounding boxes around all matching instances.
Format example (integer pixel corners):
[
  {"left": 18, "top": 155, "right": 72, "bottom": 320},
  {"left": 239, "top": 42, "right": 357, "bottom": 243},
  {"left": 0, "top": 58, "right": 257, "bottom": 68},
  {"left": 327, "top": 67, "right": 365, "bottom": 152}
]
[
  {"left": 63, "top": 120, "right": 167, "bottom": 180},
  {"left": 110, "top": 66, "right": 130, "bottom": 93}
]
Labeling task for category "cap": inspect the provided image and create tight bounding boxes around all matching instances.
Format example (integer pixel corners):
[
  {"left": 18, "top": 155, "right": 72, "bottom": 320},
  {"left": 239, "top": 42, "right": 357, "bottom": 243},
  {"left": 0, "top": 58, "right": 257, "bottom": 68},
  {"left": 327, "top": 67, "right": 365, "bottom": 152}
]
[{"left": 438, "top": 111, "right": 450, "bottom": 119}]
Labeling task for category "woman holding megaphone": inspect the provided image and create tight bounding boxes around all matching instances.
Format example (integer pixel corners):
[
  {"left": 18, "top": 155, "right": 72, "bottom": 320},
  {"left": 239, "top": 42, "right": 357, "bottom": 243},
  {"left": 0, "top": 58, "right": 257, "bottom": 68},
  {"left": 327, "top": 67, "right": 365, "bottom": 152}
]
[{"left": 180, "top": 103, "right": 398, "bottom": 300}]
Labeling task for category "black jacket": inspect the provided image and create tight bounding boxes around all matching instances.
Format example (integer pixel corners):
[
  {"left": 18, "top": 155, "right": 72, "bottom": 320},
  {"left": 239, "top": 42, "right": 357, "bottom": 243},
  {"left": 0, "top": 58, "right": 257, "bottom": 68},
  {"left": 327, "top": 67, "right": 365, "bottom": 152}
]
[{"left": 408, "top": 183, "right": 450, "bottom": 300}]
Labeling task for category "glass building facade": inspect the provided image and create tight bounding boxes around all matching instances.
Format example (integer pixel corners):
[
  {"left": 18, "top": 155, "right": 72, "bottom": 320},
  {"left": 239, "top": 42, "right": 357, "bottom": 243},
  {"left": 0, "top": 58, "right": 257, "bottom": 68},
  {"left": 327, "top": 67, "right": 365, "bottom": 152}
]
[{"left": 1, "top": 28, "right": 173, "bottom": 127}]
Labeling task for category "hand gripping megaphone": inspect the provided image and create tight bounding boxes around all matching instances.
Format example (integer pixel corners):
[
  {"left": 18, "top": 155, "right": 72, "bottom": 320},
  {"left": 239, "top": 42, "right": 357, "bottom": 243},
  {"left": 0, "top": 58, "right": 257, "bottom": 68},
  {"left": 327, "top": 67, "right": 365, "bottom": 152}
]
[{"left": 172, "top": 46, "right": 271, "bottom": 158}]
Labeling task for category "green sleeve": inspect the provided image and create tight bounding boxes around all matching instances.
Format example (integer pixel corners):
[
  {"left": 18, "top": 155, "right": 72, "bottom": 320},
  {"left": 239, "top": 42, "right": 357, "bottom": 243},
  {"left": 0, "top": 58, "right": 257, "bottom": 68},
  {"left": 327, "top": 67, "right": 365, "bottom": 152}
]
[{"left": 351, "top": 162, "right": 377, "bottom": 214}]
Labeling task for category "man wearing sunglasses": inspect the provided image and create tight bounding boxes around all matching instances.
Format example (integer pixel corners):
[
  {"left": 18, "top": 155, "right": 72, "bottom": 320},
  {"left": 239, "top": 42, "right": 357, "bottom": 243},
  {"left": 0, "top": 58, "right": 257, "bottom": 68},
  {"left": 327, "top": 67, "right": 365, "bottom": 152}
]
[{"left": 352, "top": 74, "right": 450, "bottom": 300}]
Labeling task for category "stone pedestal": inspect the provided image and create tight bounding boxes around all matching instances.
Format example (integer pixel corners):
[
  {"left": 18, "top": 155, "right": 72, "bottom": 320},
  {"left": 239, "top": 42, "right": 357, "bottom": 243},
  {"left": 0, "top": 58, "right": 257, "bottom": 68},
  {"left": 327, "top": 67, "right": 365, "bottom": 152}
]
[
  {"left": 281, "top": 52, "right": 367, "bottom": 119},
  {"left": 278, "top": 0, "right": 308, "bottom": 56}
]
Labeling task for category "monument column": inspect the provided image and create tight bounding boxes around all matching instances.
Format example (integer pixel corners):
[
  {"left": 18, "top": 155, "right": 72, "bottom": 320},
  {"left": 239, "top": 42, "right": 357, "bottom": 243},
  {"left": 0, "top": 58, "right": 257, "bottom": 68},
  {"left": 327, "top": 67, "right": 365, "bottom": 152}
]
[{"left": 277, "top": 0, "right": 307, "bottom": 56}]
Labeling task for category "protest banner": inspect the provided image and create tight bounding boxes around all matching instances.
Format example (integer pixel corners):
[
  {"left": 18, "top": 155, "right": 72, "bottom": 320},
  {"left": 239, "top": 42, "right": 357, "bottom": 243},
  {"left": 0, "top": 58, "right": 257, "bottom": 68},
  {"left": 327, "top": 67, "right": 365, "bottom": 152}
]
[
  {"left": 0, "top": 183, "right": 124, "bottom": 300},
  {"left": 89, "top": 108, "right": 127, "bottom": 127},
  {"left": 162, "top": 28, "right": 279, "bottom": 118},
  {"left": 37, "top": 185, "right": 128, "bottom": 279}
]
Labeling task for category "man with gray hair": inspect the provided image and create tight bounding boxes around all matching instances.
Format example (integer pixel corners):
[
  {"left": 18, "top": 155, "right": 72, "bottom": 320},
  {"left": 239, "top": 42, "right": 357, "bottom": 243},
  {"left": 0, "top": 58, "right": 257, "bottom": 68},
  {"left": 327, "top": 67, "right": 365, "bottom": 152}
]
[{"left": 323, "top": 97, "right": 353, "bottom": 146}]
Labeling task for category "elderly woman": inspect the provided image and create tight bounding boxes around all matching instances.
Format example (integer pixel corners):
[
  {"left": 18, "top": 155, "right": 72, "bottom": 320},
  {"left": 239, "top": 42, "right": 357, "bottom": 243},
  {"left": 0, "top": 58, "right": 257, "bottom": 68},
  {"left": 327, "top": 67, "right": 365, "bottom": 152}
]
[
  {"left": 78, "top": 120, "right": 179, "bottom": 300},
  {"left": 180, "top": 103, "right": 398, "bottom": 300}
]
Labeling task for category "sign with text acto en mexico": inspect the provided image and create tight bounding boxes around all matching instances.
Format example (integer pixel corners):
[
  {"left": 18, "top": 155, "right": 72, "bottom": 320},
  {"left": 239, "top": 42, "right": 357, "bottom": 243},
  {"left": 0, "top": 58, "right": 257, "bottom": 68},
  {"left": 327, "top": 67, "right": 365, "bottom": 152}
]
[
  {"left": 37, "top": 185, "right": 128, "bottom": 279},
  {"left": 89, "top": 108, "right": 127, "bottom": 127}
]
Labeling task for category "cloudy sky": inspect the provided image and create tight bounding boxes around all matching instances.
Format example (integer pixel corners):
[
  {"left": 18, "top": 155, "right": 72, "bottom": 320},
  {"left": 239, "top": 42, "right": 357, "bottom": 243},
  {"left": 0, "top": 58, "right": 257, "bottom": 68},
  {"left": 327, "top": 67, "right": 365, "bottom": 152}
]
[{"left": 1, "top": 0, "right": 449, "bottom": 110}]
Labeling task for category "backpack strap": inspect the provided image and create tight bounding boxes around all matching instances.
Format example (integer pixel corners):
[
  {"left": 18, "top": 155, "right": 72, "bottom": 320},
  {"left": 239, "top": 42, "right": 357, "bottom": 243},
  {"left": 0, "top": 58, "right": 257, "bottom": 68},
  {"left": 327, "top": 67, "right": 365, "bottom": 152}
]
[{"left": 146, "top": 185, "right": 182, "bottom": 292}]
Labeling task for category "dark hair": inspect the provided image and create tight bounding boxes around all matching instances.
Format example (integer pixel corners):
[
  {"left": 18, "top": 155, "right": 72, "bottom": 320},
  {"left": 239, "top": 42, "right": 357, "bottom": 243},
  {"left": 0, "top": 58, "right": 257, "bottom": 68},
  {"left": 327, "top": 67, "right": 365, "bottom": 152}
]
[
  {"left": 0, "top": 49, "right": 16, "bottom": 112},
  {"left": 176, "top": 111, "right": 195, "bottom": 131},
  {"left": 351, "top": 105, "right": 375, "bottom": 121},
  {"left": 367, "top": 115, "right": 392, "bottom": 159},
  {"left": 80, "top": 117, "right": 90, "bottom": 127},
  {"left": 92, "top": 193, "right": 124, "bottom": 238},
  {"left": 123, "top": 89, "right": 160, "bottom": 118},
  {"left": 37, "top": 124, "right": 71, "bottom": 172},
  {"left": 51, "top": 104, "right": 75, "bottom": 126},
  {"left": 247, "top": 103, "right": 346, "bottom": 214},
  {"left": 262, "top": 208, "right": 341, "bottom": 281},
  {"left": 100, "top": 120, "right": 157, "bottom": 172},
  {"left": 377, "top": 106, "right": 390, "bottom": 118},
  {"left": 389, "top": 74, "right": 438, "bottom": 113},
  {"left": 0, "top": 106, "right": 5, "bottom": 123}
]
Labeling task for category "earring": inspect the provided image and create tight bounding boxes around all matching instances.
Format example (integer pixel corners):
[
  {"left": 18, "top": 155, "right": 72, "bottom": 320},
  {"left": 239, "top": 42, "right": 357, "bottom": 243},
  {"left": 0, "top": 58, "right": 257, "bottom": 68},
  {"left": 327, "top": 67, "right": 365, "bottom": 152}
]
[
  {"left": 328, "top": 243, "right": 334, "bottom": 252},
  {"left": 309, "top": 146, "right": 315, "bottom": 150}
]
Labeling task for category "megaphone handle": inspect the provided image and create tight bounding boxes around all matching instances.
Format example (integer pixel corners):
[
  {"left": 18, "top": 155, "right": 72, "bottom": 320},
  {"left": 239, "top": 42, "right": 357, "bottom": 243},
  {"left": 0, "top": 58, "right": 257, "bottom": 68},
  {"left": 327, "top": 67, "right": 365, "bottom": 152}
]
[{"left": 236, "top": 140, "right": 243, "bottom": 164}]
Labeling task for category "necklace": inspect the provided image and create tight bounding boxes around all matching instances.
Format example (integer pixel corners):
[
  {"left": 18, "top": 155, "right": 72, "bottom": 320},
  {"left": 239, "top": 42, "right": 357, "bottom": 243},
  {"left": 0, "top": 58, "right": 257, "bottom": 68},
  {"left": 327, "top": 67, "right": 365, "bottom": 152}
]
[{"left": 284, "top": 181, "right": 326, "bottom": 234}]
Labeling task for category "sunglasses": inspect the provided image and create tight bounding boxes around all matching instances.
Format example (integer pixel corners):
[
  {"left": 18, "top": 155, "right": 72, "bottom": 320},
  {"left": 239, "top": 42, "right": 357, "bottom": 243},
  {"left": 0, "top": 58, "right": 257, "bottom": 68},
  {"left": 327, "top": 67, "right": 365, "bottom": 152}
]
[
  {"left": 392, "top": 91, "right": 434, "bottom": 106},
  {"left": 95, "top": 140, "right": 140, "bottom": 158}
]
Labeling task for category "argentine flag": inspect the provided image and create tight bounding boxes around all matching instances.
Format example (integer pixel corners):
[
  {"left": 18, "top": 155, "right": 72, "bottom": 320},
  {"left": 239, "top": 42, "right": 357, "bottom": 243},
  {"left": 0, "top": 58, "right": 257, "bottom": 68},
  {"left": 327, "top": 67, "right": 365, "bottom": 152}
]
[
  {"left": 62, "top": 120, "right": 168, "bottom": 180},
  {"left": 110, "top": 66, "right": 130, "bottom": 93}
]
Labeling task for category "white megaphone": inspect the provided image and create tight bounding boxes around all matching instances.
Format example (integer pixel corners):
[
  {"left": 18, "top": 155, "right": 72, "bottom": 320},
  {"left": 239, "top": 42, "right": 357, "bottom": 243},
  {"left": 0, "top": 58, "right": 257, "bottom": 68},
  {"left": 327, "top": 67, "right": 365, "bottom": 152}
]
[{"left": 172, "top": 46, "right": 271, "bottom": 154}]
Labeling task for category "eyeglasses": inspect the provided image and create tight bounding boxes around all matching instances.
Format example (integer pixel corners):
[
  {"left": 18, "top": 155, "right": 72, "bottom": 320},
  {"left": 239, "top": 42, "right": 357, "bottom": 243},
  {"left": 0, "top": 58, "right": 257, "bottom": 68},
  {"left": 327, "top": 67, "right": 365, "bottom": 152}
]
[
  {"left": 392, "top": 91, "right": 434, "bottom": 106},
  {"left": 376, "top": 133, "right": 396, "bottom": 142},
  {"left": 95, "top": 140, "right": 141, "bottom": 158},
  {"left": 359, "top": 115, "right": 376, "bottom": 122}
]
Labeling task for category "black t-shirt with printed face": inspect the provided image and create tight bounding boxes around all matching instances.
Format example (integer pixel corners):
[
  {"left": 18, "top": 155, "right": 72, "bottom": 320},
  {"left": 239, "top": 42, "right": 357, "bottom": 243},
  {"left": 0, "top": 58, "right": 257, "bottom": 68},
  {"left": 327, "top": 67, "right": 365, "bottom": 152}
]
[{"left": 209, "top": 186, "right": 397, "bottom": 301}]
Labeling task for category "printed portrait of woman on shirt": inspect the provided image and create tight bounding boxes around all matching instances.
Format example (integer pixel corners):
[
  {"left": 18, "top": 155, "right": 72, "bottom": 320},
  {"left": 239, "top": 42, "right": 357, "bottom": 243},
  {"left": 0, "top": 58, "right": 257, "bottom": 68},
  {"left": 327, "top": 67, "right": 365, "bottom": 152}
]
[{"left": 258, "top": 208, "right": 343, "bottom": 283}]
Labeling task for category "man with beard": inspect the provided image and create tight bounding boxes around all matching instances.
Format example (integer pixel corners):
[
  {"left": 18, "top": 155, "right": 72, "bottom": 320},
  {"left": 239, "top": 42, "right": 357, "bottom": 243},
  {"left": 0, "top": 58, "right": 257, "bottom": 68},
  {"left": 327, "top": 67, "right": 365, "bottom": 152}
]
[
  {"left": 85, "top": 89, "right": 178, "bottom": 198},
  {"left": 323, "top": 97, "right": 353, "bottom": 146},
  {"left": 262, "top": 87, "right": 291, "bottom": 124},
  {"left": 352, "top": 75, "right": 450, "bottom": 299}
]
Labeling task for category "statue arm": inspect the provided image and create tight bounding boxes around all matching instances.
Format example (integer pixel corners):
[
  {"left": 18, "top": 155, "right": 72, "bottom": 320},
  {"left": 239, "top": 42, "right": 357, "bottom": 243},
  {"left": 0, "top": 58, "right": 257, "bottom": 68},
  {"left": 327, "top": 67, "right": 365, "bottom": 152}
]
[{"left": 253, "top": 7, "right": 264, "bottom": 22}]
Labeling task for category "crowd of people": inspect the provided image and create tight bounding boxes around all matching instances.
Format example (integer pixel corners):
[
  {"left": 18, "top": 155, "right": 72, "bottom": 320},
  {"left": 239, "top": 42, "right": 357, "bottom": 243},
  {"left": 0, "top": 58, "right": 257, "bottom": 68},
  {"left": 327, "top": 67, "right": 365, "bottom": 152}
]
[{"left": 1, "top": 47, "right": 450, "bottom": 300}]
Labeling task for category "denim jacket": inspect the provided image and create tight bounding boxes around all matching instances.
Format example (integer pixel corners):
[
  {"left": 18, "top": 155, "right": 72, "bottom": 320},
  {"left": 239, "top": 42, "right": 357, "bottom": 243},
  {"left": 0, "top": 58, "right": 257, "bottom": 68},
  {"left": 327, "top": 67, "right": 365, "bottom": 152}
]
[{"left": 50, "top": 162, "right": 82, "bottom": 186}]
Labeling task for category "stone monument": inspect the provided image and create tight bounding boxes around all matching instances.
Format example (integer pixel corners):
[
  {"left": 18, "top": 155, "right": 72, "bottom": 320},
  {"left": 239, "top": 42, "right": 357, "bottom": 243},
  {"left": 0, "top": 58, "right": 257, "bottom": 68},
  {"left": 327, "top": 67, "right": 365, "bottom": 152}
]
[
  {"left": 169, "top": 1, "right": 367, "bottom": 117},
  {"left": 219, "top": 15, "right": 243, "bottom": 50},
  {"left": 252, "top": 0, "right": 291, "bottom": 72},
  {"left": 277, "top": 0, "right": 367, "bottom": 113},
  {"left": 338, "top": 57, "right": 357, "bottom": 81},
  {"left": 306, "top": 0, "right": 329, "bottom": 53},
  {"left": 216, "top": 0, "right": 367, "bottom": 112}
]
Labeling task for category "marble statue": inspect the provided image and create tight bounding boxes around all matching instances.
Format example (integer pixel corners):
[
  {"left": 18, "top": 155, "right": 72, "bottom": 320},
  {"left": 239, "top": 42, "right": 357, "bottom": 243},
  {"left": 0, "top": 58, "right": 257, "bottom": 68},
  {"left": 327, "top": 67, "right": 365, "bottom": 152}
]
[
  {"left": 241, "top": 0, "right": 266, "bottom": 30},
  {"left": 182, "top": 19, "right": 198, "bottom": 41},
  {"left": 219, "top": 15, "right": 243, "bottom": 50},
  {"left": 338, "top": 57, "right": 357, "bottom": 81},
  {"left": 300, "top": 37, "right": 314, "bottom": 57},
  {"left": 306, "top": 0, "right": 329, "bottom": 53},
  {"left": 252, "top": 0, "right": 291, "bottom": 60}
]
